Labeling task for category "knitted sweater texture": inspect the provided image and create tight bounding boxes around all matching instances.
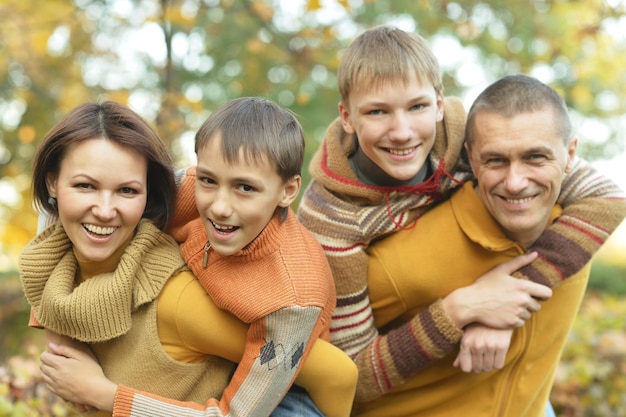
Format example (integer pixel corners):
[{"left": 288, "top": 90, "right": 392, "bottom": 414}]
[
  {"left": 358, "top": 182, "right": 590, "bottom": 417},
  {"left": 296, "top": 96, "right": 626, "bottom": 402},
  {"left": 19, "top": 220, "right": 234, "bottom": 416},
  {"left": 113, "top": 166, "right": 336, "bottom": 417}
]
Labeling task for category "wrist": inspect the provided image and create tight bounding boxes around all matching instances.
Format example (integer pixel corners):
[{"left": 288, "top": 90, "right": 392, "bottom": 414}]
[
  {"left": 442, "top": 288, "right": 472, "bottom": 328},
  {"left": 93, "top": 380, "right": 118, "bottom": 412}
]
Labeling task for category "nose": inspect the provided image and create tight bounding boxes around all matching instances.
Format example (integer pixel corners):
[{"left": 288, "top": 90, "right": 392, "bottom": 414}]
[
  {"left": 210, "top": 188, "right": 233, "bottom": 219},
  {"left": 503, "top": 162, "right": 529, "bottom": 194},
  {"left": 388, "top": 112, "right": 413, "bottom": 142},
  {"left": 92, "top": 193, "right": 117, "bottom": 220}
]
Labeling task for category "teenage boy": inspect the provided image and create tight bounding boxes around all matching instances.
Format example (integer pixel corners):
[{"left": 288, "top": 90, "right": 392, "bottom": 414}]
[{"left": 296, "top": 25, "right": 626, "bottom": 405}]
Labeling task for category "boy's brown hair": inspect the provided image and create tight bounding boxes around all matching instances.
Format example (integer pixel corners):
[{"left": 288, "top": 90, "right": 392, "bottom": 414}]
[{"left": 337, "top": 25, "right": 443, "bottom": 104}]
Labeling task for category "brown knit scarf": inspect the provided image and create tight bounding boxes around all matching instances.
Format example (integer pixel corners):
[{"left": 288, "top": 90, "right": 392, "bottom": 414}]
[{"left": 19, "top": 219, "right": 187, "bottom": 342}]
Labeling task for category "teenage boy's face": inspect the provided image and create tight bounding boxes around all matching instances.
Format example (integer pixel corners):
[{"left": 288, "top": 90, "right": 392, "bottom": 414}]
[
  {"left": 194, "top": 134, "right": 299, "bottom": 256},
  {"left": 339, "top": 74, "right": 444, "bottom": 181},
  {"left": 466, "top": 108, "right": 577, "bottom": 247}
]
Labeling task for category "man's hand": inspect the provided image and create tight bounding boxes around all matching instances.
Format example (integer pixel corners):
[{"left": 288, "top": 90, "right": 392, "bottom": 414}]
[
  {"left": 453, "top": 324, "right": 513, "bottom": 373},
  {"left": 40, "top": 343, "right": 117, "bottom": 412},
  {"left": 443, "top": 252, "right": 552, "bottom": 329}
]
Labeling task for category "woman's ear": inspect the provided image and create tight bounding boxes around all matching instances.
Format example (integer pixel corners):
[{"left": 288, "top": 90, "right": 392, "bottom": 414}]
[
  {"left": 46, "top": 173, "right": 58, "bottom": 198},
  {"left": 278, "top": 175, "right": 302, "bottom": 208}
]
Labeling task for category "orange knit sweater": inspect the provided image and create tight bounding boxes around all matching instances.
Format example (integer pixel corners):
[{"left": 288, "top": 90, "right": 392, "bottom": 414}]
[{"left": 114, "top": 166, "right": 336, "bottom": 417}]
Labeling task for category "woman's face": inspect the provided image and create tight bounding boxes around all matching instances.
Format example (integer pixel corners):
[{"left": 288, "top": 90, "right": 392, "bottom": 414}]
[{"left": 47, "top": 138, "right": 148, "bottom": 262}]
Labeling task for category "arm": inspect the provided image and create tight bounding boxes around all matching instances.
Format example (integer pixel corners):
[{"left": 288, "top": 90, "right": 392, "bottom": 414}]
[
  {"left": 515, "top": 157, "right": 626, "bottom": 287},
  {"left": 352, "top": 254, "right": 551, "bottom": 402},
  {"left": 114, "top": 307, "right": 324, "bottom": 417},
  {"left": 41, "top": 273, "right": 354, "bottom": 417}
]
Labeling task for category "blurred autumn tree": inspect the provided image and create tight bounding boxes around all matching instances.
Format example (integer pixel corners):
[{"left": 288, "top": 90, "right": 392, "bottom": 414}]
[
  {"left": 1, "top": 0, "right": 625, "bottom": 262},
  {"left": 1, "top": 1, "right": 625, "bottom": 415},
  {"left": 3, "top": 0, "right": 626, "bottom": 353}
]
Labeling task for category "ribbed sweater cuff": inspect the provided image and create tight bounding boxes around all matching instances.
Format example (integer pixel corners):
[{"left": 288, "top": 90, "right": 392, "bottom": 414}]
[{"left": 113, "top": 385, "right": 135, "bottom": 417}]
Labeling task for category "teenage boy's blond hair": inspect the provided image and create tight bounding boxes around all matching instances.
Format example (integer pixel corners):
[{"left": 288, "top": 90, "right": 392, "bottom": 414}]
[{"left": 337, "top": 25, "right": 443, "bottom": 104}]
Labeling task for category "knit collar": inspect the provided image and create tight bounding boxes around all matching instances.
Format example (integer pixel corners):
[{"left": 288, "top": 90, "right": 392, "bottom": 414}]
[
  {"left": 19, "top": 219, "right": 186, "bottom": 342},
  {"left": 309, "top": 96, "right": 471, "bottom": 205}
]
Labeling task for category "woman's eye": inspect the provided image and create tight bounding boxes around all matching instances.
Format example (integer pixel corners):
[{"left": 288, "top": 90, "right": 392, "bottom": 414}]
[{"left": 120, "top": 187, "right": 137, "bottom": 195}]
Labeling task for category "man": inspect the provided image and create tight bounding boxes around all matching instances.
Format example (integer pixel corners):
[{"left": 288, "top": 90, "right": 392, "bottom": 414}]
[{"left": 353, "top": 74, "right": 626, "bottom": 417}]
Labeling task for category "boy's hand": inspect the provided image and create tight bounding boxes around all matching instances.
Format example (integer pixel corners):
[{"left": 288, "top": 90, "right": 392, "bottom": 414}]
[
  {"left": 443, "top": 253, "right": 552, "bottom": 329},
  {"left": 40, "top": 343, "right": 117, "bottom": 412},
  {"left": 453, "top": 324, "right": 513, "bottom": 373}
]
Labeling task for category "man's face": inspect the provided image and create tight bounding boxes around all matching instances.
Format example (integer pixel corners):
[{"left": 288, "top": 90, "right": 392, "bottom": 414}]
[
  {"left": 466, "top": 108, "right": 577, "bottom": 247},
  {"left": 338, "top": 74, "right": 444, "bottom": 182}
]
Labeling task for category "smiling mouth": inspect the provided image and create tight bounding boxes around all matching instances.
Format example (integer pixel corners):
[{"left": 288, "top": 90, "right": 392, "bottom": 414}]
[
  {"left": 387, "top": 146, "right": 417, "bottom": 156},
  {"left": 83, "top": 224, "right": 117, "bottom": 236},
  {"left": 503, "top": 196, "right": 534, "bottom": 205},
  {"left": 211, "top": 220, "right": 238, "bottom": 234}
]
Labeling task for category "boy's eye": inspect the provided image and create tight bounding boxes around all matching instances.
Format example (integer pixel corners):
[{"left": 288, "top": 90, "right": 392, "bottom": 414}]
[
  {"left": 239, "top": 184, "right": 254, "bottom": 192},
  {"left": 367, "top": 109, "right": 385, "bottom": 116},
  {"left": 410, "top": 103, "right": 426, "bottom": 111},
  {"left": 199, "top": 176, "right": 216, "bottom": 185}
]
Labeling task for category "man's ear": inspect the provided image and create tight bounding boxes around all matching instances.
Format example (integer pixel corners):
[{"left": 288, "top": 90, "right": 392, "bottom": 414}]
[
  {"left": 464, "top": 142, "right": 477, "bottom": 176},
  {"left": 278, "top": 175, "right": 302, "bottom": 208},
  {"left": 338, "top": 101, "right": 355, "bottom": 134},
  {"left": 565, "top": 136, "right": 578, "bottom": 173}
]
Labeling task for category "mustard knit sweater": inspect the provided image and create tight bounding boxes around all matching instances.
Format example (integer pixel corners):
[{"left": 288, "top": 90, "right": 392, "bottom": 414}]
[{"left": 19, "top": 220, "right": 234, "bottom": 416}]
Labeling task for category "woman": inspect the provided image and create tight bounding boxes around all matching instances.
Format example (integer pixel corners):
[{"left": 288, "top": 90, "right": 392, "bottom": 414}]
[{"left": 19, "top": 101, "right": 236, "bottom": 416}]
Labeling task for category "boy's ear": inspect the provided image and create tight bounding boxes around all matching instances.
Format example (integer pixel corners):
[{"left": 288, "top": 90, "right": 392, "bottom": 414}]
[
  {"left": 278, "top": 175, "right": 301, "bottom": 208},
  {"left": 338, "top": 101, "right": 355, "bottom": 134}
]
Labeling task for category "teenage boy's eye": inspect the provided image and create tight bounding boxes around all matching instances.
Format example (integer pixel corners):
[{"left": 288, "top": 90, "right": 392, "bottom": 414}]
[
  {"left": 410, "top": 104, "right": 426, "bottom": 111},
  {"left": 239, "top": 184, "right": 254, "bottom": 192}
]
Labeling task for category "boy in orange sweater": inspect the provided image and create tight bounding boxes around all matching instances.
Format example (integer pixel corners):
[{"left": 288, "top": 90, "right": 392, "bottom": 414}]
[{"left": 40, "top": 97, "right": 357, "bottom": 417}]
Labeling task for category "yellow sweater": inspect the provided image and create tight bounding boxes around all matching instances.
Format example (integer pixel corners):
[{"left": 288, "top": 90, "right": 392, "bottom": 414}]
[{"left": 357, "top": 182, "right": 590, "bottom": 417}]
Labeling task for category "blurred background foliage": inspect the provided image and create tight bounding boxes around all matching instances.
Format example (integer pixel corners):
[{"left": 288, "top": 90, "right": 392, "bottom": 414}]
[{"left": 1, "top": 0, "right": 625, "bottom": 416}]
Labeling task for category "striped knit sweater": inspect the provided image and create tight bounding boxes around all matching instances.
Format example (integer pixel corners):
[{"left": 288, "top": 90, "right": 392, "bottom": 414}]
[{"left": 296, "top": 96, "right": 626, "bottom": 402}]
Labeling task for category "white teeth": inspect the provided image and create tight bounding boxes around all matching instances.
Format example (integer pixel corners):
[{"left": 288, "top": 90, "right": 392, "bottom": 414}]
[
  {"left": 212, "top": 221, "right": 235, "bottom": 231},
  {"left": 506, "top": 197, "right": 533, "bottom": 205},
  {"left": 84, "top": 224, "right": 116, "bottom": 235},
  {"left": 388, "top": 148, "right": 414, "bottom": 156}
]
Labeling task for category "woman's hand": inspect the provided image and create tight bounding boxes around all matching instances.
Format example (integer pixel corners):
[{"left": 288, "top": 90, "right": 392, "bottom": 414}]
[
  {"left": 453, "top": 324, "right": 513, "bottom": 373},
  {"left": 40, "top": 343, "right": 117, "bottom": 412}
]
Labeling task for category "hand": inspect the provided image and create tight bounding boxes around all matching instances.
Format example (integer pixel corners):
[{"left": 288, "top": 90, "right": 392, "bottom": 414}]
[
  {"left": 443, "top": 252, "right": 552, "bottom": 329},
  {"left": 39, "top": 343, "right": 117, "bottom": 412},
  {"left": 453, "top": 324, "right": 513, "bottom": 373}
]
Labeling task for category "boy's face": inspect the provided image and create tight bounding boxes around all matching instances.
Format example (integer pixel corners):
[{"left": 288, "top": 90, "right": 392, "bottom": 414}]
[
  {"left": 339, "top": 74, "right": 444, "bottom": 181},
  {"left": 466, "top": 108, "right": 577, "bottom": 247},
  {"left": 194, "top": 134, "right": 300, "bottom": 256}
]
